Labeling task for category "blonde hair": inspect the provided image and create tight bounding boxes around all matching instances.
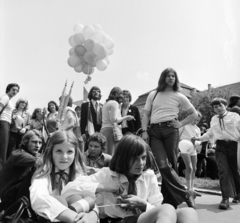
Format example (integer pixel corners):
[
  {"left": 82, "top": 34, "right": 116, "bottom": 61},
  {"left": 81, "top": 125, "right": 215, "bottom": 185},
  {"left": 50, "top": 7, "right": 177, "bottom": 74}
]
[
  {"left": 33, "top": 131, "right": 85, "bottom": 189},
  {"left": 15, "top": 98, "right": 29, "bottom": 111}
]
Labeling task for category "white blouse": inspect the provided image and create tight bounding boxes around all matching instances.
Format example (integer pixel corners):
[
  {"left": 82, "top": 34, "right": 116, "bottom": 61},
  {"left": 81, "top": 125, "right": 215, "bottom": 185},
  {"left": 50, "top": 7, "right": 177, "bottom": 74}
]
[
  {"left": 62, "top": 168, "right": 163, "bottom": 219},
  {"left": 30, "top": 173, "right": 99, "bottom": 222}
]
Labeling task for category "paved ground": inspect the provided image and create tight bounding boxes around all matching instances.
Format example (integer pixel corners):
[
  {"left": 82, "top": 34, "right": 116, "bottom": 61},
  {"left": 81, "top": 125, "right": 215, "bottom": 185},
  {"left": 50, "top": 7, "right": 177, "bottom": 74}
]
[{"left": 179, "top": 193, "right": 240, "bottom": 223}]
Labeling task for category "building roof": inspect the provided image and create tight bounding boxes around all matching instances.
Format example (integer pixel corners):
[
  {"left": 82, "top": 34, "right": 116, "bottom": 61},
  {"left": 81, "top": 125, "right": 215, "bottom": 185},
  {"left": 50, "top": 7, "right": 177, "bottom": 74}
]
[{"left": 133, "top": 82, "right": 199, "bottom": 107}]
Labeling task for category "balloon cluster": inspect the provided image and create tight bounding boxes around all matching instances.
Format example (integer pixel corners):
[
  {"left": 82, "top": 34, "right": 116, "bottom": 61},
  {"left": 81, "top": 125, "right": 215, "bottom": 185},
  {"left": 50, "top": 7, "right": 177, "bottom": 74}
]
[{"left": 67, "top": 24, "right": 114, "bottom": 76}]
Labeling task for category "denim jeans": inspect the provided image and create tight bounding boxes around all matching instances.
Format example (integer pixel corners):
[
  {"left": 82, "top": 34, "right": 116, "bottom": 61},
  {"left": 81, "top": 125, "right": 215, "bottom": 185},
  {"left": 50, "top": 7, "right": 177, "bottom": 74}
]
[
  {"left": 149, "top": 124, "right": 187, "bottom": 207},
  {"left": 0, "top": 120, "right": 10, "bottom": 173},
  {"left": 215, "top": 140, "right": 240, "bottom": 198}
]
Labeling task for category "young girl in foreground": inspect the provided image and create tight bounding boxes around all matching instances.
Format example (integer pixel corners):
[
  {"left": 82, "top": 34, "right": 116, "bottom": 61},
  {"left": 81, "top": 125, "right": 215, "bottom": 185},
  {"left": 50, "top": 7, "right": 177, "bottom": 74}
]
[
  {"left": 30, "top": 131, "right": 102, "bottom": 223},
  {"left": 63, "top": 135, "right": 198, "bottom": 223}
]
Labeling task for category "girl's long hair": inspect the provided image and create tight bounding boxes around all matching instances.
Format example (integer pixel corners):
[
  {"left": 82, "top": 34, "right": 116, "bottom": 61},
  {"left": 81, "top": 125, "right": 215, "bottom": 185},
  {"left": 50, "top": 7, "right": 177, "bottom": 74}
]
[{"left": 33, "top": 131, "right": 85, "bottom": 189}]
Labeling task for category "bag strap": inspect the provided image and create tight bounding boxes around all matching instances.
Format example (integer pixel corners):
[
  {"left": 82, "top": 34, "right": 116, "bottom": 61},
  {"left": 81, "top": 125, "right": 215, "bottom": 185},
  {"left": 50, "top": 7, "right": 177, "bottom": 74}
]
[{"left": 0, "top": 101, "right": 9, "bottom": 116}]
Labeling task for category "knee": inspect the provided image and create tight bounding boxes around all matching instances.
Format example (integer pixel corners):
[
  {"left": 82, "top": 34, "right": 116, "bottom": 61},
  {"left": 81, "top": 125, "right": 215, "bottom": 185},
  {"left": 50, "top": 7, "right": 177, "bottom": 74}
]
[
  {"left": 177, "top": 207, "right": 198, "bottom": 223},
  {"left": 185, "top": 163, "right": 193, "bottom": 172},
  {"left": 156, "top": 204, "right": 177, "bottom": 221}
]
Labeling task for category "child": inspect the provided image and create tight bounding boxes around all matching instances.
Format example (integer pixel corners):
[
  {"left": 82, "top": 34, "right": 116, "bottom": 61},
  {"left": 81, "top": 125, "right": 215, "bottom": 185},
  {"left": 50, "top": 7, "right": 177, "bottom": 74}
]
[
  {"left": 82, "top": 133, "right": 112, "bottom": 174},
  {"left": 30, "top": 131, "right": 100, "bottom": 223},
  {"left": 62, "top": 135, "right": 198, "bottom": 223},
  {"left": 178, "top": 111, "right": 202, "bottom": 195},
  {"left": 193, "top": 98, "right": 240, "bottom": 210}
]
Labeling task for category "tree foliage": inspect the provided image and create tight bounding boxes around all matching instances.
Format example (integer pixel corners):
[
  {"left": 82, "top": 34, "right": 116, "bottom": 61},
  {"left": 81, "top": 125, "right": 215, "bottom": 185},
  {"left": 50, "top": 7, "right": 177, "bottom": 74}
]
[{"left": 190, "top": 87, "right": 233, "bottom": 126}]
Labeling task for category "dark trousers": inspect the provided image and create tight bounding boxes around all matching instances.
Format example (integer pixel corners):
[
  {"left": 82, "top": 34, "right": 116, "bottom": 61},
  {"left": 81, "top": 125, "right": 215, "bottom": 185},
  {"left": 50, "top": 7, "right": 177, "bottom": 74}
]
[
  {"left": 0, "top": 121, "right": 10, "bottom": 173},
  {"left": 149, "top": 124, "right": 187, "bottom": 208},
  {"left": 7, "top": 131, "right": 23, "bottom": 159},
  {"left": 215, "top": 140, "right": 240, "bottom": 198}
]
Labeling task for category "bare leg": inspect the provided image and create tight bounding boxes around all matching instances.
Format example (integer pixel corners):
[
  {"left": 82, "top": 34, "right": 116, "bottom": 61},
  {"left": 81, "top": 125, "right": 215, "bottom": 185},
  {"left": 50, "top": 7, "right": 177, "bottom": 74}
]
[
  {"left": 137, "top": 204, "right": 177, "bottom": 223},
  {"left": 181, "top": 153, "right": 192, "bottom": 190},
  {"left": 191, "top": 155, "right": 197, "bottom": 190},
  {"left": 177, "top": 207, "right": 198, "bottom": 223}
]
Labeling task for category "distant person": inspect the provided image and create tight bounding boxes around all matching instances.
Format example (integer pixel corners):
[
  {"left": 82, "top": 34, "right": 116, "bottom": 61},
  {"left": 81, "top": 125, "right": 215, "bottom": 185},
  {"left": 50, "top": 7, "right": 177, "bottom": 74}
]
[
  {"left": 101, "top": 87, "right": 134, "bottom": 155},
  {"left": 0, "top": 83, "right": 20, "bottom": 172},
  {"left": 81, "top": 86, "right": 102, "bottom": 135},
  {"left": 0, "top": 130, "right": 43, "bottom": 215},
  {"left": 121, "top": 90, "right": 141, "bottom": 135},
  {"left": 193, "top": 98, "right": 240, "bottom": 210},
  {"left": 46, "top": 100, "right": 59, "bottom": 134},
  {"left": 75, "top": 106, "right": 81, "bottom": 119},
  {"left": 227, "top": 95, "right": 240, "bottom": 115},
  {"left": 83, "top": 133, "right": 112, "bottom": 174},
  {"left": 179, "top": 111, "right": 202, "bottom": 193},
  {"left": 30, "top": 108, "right": 44, "bottom": 131},
  {"left": 141, "top": 68, "right": 198, "bottom": 208}
]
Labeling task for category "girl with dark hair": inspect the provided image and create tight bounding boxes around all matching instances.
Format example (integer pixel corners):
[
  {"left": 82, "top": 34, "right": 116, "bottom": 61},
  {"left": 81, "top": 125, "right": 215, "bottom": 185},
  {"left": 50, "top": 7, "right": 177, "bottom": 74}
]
[
  {"left": 142, "top": 68, "right": 198, "bottom": 208},
  {"left": 46, "top": 101, "right": 59, "bottom": 133},
  {"left": 7, "top": 98, "right": 31, "bottom": 158},
  {"left": 100, "top": 87, "right": 134, "bottom": 155},
  {"left": 227, "top": 95, "right": 240, "bottom": 115},
  {"left": 30, "top": 108, "right": 44, "bottom": 131},
  {"left": 63, "top": 135, "right": 198, "bottom": 223}
]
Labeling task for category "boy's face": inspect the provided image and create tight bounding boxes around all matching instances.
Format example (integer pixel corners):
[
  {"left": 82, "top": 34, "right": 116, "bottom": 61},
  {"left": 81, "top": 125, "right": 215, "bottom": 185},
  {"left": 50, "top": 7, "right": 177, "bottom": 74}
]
[
  {"left": 88, "top": 141, "right": 102, "bottom": 159},
  {"left": 213, "top": 103, "right": 227, "bottom": 116}
]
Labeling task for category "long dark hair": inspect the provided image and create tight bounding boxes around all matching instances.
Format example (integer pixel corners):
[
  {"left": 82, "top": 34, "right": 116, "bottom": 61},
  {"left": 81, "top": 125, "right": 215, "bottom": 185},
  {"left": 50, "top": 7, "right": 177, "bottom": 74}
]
[
  {"left": 156, "top": 68, "right": 180, "bottom": 92},
  {"left": 106, "top": 87, "right": 122, "bottom": 102},
  {"left": 109, "top": 135, "right": 154, "bottom": 175},
  {"left": 228, "top": 97, "right": 240, "bottom": 108}
]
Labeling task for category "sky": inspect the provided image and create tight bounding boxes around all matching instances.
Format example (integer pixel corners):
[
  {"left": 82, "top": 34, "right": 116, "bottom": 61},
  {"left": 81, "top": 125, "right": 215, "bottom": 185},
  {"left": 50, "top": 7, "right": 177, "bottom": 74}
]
[{"left": 1, "top": 0, "right": 240, "bottom": 113}]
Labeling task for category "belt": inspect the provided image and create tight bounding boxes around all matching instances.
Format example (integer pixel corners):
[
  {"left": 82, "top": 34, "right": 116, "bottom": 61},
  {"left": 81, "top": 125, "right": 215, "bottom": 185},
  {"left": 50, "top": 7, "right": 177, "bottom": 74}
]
[
  {"left": 151, "top": 121, "right": 172, "bottom": 127},
  {"left": 217, "top": 139, "right": 236, "bottom": 143}
]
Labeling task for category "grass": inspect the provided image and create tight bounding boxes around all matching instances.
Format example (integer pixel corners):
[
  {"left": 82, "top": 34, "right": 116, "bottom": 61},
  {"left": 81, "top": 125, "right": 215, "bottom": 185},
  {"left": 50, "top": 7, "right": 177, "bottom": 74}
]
[{"left": 179, "top": 177, "right": 220, "bottom": 191}]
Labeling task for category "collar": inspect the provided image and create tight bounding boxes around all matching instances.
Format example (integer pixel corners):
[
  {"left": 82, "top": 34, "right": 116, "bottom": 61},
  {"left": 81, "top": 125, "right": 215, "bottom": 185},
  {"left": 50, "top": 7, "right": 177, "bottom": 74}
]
[
  {"left": 109, "top": 169, "right": 144, "bottom": 184},
  {"left": 91, "top": 99, "right": 97, "bottom": 106},
  {"left": 54, "top": 167, "right": 70, "bottom": 175},
  {"left": 85, "top": 150, "right": 104, "bottom": 161},
  {"left": 218, "top": 111, "right": 228, "bottom": 118}
]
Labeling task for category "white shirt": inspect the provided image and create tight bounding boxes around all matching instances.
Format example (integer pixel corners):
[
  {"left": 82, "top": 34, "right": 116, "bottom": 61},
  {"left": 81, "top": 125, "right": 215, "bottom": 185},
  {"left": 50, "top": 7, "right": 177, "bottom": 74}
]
[
  {"left": 30, "top": 172, "right": 99, "bottom": 222},
  {"left": 180, "top": 124, "right": 201, "bottom": 141},
  {"left": 121, "top": 105, "right": 130, "bottom": 128},
  {"left": 144, "top": 91, "right": 193, "bottom": 123},
  {"left": 200, "top": 112, "right": 240, "bottom": 142},
  {"left": 0, "top": 94, "right": 13, "bottom": 123},
  {"left": 62, "top": 168, "right": 163, "bottom": 219}
]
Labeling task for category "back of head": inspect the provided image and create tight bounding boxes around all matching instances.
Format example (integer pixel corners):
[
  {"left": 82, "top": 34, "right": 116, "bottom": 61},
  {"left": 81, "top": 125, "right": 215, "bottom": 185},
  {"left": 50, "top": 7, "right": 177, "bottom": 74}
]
[
  {"left": 109, "top": 134, "right": 153, "bottom": 174},
  {"left": 228, "top": 95, "right": 240, "bottom": 108},
  {"left": 107, "top": 87, "right": 122, "bottom": 102}
]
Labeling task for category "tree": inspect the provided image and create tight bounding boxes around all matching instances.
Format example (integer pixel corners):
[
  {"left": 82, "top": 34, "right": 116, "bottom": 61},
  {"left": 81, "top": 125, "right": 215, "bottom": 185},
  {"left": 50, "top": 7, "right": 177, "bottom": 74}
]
[{"left": 190, "top": 87, "right": 233, "bottom": 126}]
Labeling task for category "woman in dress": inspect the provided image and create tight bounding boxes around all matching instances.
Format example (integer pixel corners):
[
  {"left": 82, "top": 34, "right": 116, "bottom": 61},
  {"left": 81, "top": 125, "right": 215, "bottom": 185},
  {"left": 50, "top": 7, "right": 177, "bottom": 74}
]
[
  {"left": 100, "top": 87, "right": 134, "bottom": 155},
  {"left": 7, "top": 98, "right": 31, "bottom": 158}
]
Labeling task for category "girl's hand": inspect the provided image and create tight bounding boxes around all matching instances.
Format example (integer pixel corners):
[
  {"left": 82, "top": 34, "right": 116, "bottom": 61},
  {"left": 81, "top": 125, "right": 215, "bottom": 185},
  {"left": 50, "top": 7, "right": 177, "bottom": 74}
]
[
  {"left": 169, "top": 119, "right": 182, "bottom": 128},
  {"left": 118, "top": 195, "right": 147, "bottom": 211},
  {"left": 19, "top": 128, "right": 26, "bottom": 134},
  {"left": 126, "top": 115, "right": 135, "bottom": 121},
  {"left": 76, "top": 212, "right": 98, "bottom": 223},
  {"left": 74, "top": 212, "right": 85, "bottom": 222}
]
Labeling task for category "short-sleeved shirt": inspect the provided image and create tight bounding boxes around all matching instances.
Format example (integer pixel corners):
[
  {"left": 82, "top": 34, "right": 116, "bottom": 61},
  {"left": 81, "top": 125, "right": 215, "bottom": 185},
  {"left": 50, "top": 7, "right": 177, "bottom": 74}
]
[
  {"left": 180, "top": 124, "right": 201, "bottom": 141},
  {"left": 0, "top": 94, "right": 13, "bottom": 123},
  {"left": 144, "top": 90, "right": 194, "bottom": 123}
]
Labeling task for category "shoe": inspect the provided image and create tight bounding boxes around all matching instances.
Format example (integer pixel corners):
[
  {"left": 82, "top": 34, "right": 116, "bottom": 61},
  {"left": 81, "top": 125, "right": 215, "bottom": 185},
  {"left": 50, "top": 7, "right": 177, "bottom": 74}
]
[
  {"left": 232, "top": 194, "right": 240, "bottom": 203},
  {"left": 219, "top": 198, "right": 229, "bottom": 210},
  {"left": 185, "top": 190, "right": 196, "bottom": 209}
]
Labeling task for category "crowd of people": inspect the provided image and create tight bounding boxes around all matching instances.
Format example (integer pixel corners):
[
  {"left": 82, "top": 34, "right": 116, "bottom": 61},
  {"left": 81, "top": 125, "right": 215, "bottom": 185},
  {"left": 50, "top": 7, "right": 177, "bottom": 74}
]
[{"left": 0, "top": 67, "right": 240, "bottom": 223}]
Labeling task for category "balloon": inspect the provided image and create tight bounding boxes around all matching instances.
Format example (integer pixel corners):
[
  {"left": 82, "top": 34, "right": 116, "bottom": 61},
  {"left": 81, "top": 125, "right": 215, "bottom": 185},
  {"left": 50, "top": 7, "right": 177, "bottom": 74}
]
[
  {"left": 83, "top": 25, "right": 95, "bottom": 39},
  {"left": 73, "top": 24, "right": 84, "bottom": 34},
  {"left": 84, "top": 51, "right": 97, "bottom": 66},
  {"left": 73, "top": 33, "right": 85, "bottom": 45},
  {"left": 93, "top": 43, "right": 107, "bottom": 59},
  {"left": 82, "top": 63, "right": 93, "bottom": 74},
  {"left": 69, "top": 48, "right": 76, "bottom": 56},
  {"left": 92, "top": 31, "right": 105, "bottom": 43},
  {"left": 84, "top": 39, "right": 95, "bottom": 51},
  {"left": 74, "top": 45, "right": 86, "bottom": 57},
  {"left": 178, "top": 140, "right": 193, "bottom": 154},
  {"left": 106, "top": 48, "right": 114, "bottom": 56},
  {"left": 74, "top": 64, "right": 83, "bottom": 73},
  {"left": 68, "top": 55, "right": 82, "bottom": 67},
  {"left": 96, "top": 59, "right": 108, "bottom": 71},
  {"left": 104, "top": 56, "right": 110, "bottom": 64},
  {"left": 69, "top": 35, "right": 76, "bottom": 47},
  {"left": 92, "top": 24, "right": 102, "bottom": 32},
  {"left": 103, "top": 35, "right": 114, "bottom": 49}
]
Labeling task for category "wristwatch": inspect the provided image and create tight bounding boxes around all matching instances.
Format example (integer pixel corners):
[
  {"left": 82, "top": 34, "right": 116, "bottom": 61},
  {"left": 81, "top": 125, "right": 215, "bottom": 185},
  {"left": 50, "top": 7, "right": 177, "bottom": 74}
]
[{"left": 142, "top": 130, "right": 148, "bottom": 133}]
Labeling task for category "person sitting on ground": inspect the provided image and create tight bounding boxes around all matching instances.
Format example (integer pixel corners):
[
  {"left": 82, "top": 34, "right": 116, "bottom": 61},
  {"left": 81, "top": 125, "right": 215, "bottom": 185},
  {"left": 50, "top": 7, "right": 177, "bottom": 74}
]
[
  {"left": 0, "top": 130, "right": 43, "bottom": 216},
  {"left": 82, "top": 132, "right": 112, "bottom": 175},
  {"left": 30, "top": 131, "right": 122, "bottom": 223},
  {"left": 63, "top": 135, "right": 199, "bottom": 223},
  {"left": 192, "top": 98, "right": 240, "bottom": 210}
]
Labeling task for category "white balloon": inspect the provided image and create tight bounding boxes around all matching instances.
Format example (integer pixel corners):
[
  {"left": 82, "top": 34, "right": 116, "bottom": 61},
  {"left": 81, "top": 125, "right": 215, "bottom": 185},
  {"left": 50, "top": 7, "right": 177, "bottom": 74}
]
[
  {"left": 73, "top": 23, "right": 84, "bottom": 34},
  {"left": 83, "top": 25, "right": 95, "bottom": 39},
  {"left": 106, "top": 48, "right": 114, "bottom": 56},
  {"left": 92, "top": 24, "right": 102, "bottom": 32},
  {"left": 69, "top": 35, "right": 77, "bottom": 47},
  {"left": 69, "top": 48, "right": 76, "bottom": 56},
  {"left": 103, "top": 35, "right": 114, "bottom": 49},
  {"left": 96, "top": 59, "right": 108, "bottom": 71},
  {"left": 68, "top": 55, "right": 82, "bottom": 67},
  {"left": 92, "top": 30, "right": 106, "bottom": 43},
  {"left": 74, "top": 64, "right": 83, "bottom": 73}
]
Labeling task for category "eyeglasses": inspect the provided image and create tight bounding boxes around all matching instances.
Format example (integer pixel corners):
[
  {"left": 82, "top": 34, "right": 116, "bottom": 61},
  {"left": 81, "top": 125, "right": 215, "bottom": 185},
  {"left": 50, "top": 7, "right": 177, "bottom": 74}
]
[
  {"left": 20, "top": 101, "right": 27, "bottom": 104},
  {"left": 11, "top": 88, "right": 19, "bottom": 92},
  {"left": 92, "top": 90, "right": 100, "bottom": 93}
]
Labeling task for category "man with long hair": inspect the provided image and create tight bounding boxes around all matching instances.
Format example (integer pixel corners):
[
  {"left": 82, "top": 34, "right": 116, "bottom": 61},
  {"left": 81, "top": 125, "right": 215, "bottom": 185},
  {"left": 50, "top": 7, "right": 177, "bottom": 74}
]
[{"left": 142, "top": 68, "right": 198, "bottom": 209}]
